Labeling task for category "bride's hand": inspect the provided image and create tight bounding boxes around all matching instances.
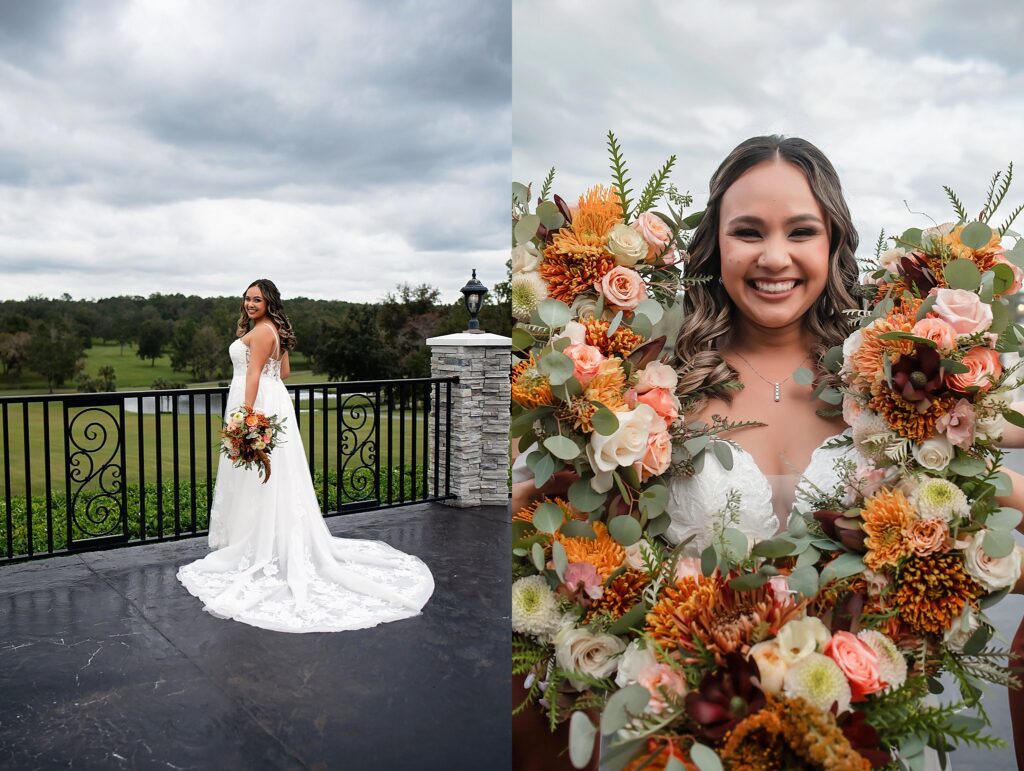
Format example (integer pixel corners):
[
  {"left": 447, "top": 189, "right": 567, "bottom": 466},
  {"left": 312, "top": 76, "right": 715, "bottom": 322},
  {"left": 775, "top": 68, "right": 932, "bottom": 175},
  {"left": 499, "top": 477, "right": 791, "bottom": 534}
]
[{"left": 511, "top": 469, "right": 577, "bottom": 514}]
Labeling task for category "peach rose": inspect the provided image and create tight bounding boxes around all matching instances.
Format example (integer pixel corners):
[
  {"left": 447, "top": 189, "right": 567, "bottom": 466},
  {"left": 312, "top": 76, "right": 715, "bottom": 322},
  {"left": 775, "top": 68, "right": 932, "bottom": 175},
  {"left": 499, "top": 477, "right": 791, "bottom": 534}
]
[
  {"left": 598, "top": 266, "right": 647, "bottom": 312},
  {"left": 935, "top": 398, "right": 976, "bottom": 449},
  {"left": 947, "top": 346, "right": 1002, "bottom": 393},
  {"left": 907, "top": 517, "right": 949, "bottom": 557},
  {"left": 824, "top": 631, "right": 884, "bottom": 700},
  {"left": 636, "top": 428, "right": 672, "bottom": 481},
  {"left": 633, "top": 211, "right": 675, "bottom": 264},
  {"left": 636, "top": 360, "right": 678, "bottom": 394},
  {"left": 636, "top": 387, "right": 680, "bottom": 422},
  {"left": 564, "top": 343, "right": 605, "bottom": 387},
  {"left": 931, "top": 288, "right": 992, "bottom": 336},
  {"left": 911, "top": 316, "right": 957, "bottom": 354},
  {"left": 993, "top": 253, "right": 1024, "bottom": 297},
  {"left": 636, "top": 663, "right": 687, "bottom": 714}
]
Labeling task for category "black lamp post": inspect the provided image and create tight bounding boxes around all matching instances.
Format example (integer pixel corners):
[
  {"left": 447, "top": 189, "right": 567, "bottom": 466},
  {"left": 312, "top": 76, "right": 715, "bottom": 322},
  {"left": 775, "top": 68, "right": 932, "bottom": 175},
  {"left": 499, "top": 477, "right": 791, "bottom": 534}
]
[{"left": 460, "top": 269, "right": 488, "bottom": 333}]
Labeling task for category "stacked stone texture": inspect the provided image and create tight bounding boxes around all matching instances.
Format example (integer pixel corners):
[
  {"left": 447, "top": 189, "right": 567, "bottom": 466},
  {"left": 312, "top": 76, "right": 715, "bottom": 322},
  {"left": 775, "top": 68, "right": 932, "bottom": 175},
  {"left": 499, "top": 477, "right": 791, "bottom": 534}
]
[{"left": 429, "top": 340, "right": 511, "bottom": 508}]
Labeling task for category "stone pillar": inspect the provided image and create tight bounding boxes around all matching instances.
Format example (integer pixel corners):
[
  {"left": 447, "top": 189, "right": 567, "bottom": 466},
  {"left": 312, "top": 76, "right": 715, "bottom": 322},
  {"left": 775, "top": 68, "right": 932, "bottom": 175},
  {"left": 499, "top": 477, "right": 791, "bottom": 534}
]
[{"left": 426, "top": 332, "right": 511, "bottom": 508}]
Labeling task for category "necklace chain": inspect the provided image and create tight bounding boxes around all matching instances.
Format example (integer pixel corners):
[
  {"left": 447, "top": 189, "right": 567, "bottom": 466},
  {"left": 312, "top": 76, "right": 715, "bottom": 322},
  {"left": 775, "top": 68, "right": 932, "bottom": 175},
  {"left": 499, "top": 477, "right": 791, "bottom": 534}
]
[{"left": 730, "top": 351, "right": 808, "bottom": 403}]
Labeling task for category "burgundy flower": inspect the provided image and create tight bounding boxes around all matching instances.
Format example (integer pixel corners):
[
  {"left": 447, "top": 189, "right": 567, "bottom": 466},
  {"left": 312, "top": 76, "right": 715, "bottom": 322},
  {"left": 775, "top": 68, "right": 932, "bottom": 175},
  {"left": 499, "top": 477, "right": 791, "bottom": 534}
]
[
  {"left": 684, "top": 652, "right": 766, "bottom": 741},
  {"left": 838, "top": 710, "right": 891, "bottom": 768},
  {"left": 898, "top": 253, "right": 937, "bottom": 296},
  {"left": 890, "top": 343, "right": 944, "bottom": 407},
  {"left": 554, "top": 194, "right": 573, "bottom": 226},
  {"left": 813, "top": 509, "right": 867, "bottom": 553}
]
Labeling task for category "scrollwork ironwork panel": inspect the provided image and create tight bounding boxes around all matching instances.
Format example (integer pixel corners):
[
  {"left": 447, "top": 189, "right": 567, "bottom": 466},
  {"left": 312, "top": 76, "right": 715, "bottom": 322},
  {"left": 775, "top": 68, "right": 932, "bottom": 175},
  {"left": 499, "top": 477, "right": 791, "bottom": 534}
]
[
  {"left": 64, "top": 398, "right": 128, "bottom": 546},
  {"left": 337, "top": 392, "right": 377, "bottom": 507}
]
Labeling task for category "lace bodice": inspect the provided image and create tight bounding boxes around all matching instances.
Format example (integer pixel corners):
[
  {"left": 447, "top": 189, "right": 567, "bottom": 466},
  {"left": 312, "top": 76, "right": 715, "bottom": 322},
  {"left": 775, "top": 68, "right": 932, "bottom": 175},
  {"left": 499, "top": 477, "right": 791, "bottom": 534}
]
[
  {"left": 228, "top": 337, "right": 282, "bottom": 381},
  {"left": 664, "top": 429, "right": 856, "bottom": 555}
]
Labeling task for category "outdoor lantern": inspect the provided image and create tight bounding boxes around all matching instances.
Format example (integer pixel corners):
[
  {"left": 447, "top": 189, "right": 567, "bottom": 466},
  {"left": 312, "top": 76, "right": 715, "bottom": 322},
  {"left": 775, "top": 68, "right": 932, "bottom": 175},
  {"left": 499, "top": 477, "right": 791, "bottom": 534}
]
[{"left": 460, "top": 269, "right": 488, "bottom": 332}]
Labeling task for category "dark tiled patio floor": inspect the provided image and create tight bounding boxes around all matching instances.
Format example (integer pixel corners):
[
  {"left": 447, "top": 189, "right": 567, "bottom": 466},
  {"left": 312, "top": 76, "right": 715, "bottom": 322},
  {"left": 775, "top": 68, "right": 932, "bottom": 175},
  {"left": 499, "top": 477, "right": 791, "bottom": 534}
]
[{"left": 0, "top": 502, "right": 510, "bottom": 770}]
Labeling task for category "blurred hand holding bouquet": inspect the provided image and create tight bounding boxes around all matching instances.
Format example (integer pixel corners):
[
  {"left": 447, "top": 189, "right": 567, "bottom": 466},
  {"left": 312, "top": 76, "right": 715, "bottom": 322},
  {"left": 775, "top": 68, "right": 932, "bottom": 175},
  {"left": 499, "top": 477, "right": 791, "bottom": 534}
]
[{"left": 220, "top": 404, "right": 286, "bottom": 484}]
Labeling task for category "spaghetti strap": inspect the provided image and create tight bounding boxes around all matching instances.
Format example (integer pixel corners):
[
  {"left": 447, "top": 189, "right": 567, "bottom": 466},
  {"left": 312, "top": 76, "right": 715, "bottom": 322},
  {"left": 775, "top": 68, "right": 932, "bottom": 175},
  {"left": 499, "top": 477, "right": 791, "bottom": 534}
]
[{"left": 263, "top": 323, "right": 281, "bottom": 360}]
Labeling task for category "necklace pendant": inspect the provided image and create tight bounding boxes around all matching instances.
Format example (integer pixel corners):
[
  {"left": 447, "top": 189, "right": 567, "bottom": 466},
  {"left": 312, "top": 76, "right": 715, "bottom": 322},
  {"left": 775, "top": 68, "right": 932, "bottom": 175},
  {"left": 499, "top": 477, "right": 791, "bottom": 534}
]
[{"left": 774, "top": 382, "right": 781, "bottom": 402}]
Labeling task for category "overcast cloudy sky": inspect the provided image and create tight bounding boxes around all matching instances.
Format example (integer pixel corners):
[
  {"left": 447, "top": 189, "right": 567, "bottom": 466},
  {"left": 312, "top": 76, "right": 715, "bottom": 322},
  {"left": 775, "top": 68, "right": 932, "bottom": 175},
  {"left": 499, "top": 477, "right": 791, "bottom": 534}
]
[
  {"left": 0, "top": 0, "right": 510, "bottom": 302},
  {"left": 514, "top": 0, "right": 1024, "bottom": 256}
]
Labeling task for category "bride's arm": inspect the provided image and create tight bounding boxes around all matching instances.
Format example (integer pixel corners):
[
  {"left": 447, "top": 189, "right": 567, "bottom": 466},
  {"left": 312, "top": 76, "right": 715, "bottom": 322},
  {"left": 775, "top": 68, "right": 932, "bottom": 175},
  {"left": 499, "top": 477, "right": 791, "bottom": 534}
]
[
  {"left": 244, "top": 326, "right": 275, "bottom": 408},
  {"left": 992, "top": 466, "right": 1024, "bottom": 592},
  {"left": 281, "top": 351, "right": 290, "bottom": 379},
  {"left": 997, "top": 401, "right": 1024, "bottom": 448}
]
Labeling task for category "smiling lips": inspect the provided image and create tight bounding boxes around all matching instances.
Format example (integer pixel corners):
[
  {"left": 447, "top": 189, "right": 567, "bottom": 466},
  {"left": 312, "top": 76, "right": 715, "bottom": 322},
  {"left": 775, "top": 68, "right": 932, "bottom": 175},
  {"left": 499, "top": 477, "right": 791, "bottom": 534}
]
[{"left": 748, "top": 278, "right": 802, "bottom": 295}]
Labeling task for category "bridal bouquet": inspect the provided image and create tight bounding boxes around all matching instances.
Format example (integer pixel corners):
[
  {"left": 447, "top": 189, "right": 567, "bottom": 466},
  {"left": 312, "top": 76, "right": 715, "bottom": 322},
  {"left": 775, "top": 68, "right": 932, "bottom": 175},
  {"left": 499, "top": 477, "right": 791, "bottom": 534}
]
[{"left": 220, "top": 405, "right": 286, "bottom": 483}]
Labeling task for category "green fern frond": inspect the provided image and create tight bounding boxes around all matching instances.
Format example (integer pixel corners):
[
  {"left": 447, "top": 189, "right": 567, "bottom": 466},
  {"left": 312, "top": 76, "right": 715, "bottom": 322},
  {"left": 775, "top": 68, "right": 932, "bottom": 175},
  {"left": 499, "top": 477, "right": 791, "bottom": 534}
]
[
  {"left": 944, "top": 185, "right": 969, "bottom": 223},
  {"left": 874, "top": 229, "right": 887, "bottom": 260},
  {"left": 980, "top": 166, "right": 1014, "bottom": 223},
  {"left": 998, "top": 202, "right": 1024, "bottom": 236},
  {"left": 540, "top": 167, "right": 556, "bottom": 202},
  {"left": 607, "top": 131, "right": 633, "bottom": 221},
  {"left": 635, "top": 156, "right": 677, "bottom": 215}
]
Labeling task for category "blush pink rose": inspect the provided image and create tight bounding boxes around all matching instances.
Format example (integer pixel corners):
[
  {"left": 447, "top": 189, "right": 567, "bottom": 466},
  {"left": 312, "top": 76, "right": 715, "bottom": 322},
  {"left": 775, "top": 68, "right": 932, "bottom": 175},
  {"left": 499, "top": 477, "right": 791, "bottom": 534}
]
[
  {"left": 598, "top": 266, "right": 647, "bottom": 312},
  {"left": 563, "top": 561, "right": 603, "bottom": 600},
  {"left": 636, "top": 428, "right": 672, "bottom": 481},
  {"left": 947, "top": 346, "right": 1002, "bottom": 393},
  {"left": 636, "top": 663, "right": 687, "bottom": 714},
  {"left": 564, "top": 343, "right": 605, "bottom": 387},
  {"left": 674, "top": 556, "right": 703, "bottom": 581},
  {"left": 768, "top": 575, "right": 794, "bottom": 606},
  {"left": 911, "top": 316, "right": 958, "bottom": 354},
  {"left": 636, "top": 360, "right": 678, "bottom": 394},
  {"left": 935, "top": 397, "right": 976, "bottom": 449},
  {"left": 824, "top": 630, "right": 884, "bottom": 700},
  {"left": 931, "top": 288, "right": 993, "bottom": 336},
  {"left": 632, "top": 212, "right": 675, "bottom": 264},
  {"left": 993, "top": 253, "right": 1024, "bottom": 296},
  {"left": 636, "top": 387, "right": 680, "bottom": 422}
]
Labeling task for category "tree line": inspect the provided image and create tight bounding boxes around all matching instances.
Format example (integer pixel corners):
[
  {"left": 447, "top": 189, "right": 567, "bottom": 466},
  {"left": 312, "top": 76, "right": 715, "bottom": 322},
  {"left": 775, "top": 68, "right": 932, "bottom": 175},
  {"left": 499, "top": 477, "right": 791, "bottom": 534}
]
[{"left": 0, "top": 278, "right": 511, "bottom": 392}]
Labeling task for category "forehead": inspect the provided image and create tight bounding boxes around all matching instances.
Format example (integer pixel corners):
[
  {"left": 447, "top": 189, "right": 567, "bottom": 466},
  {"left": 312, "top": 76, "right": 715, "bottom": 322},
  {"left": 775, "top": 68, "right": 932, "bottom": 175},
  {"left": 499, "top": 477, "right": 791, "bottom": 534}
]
[
  {"left": 719, "top": 160, "right": 823, "bottom": 222},
  {"left": 244, "top": 286, "right": 265, "bottom": 299}
]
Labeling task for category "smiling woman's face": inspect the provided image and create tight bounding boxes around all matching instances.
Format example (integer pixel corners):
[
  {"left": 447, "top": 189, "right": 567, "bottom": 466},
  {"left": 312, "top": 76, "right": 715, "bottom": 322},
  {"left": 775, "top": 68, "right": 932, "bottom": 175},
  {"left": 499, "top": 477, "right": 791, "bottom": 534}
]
[
  {"left": 243, "top": 285, "right": 267, "bottom": 322},
  {"left": 718, "top": 159, "right": 831, "bottom": 334}
]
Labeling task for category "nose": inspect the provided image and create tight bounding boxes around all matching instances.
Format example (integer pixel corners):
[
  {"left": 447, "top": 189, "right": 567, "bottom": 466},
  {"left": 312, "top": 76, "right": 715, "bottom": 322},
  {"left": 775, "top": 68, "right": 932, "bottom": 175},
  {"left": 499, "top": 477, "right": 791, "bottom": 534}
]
[{"left": 757, "top": 235, "right": 793, "bottom": 271}]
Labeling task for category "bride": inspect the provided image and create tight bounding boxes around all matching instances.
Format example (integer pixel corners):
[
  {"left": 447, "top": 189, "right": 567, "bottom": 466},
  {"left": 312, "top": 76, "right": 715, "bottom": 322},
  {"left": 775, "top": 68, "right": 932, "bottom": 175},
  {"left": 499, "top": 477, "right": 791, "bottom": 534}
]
[{"left": 177, "top": 278, "right": 434, "bottom": 633}]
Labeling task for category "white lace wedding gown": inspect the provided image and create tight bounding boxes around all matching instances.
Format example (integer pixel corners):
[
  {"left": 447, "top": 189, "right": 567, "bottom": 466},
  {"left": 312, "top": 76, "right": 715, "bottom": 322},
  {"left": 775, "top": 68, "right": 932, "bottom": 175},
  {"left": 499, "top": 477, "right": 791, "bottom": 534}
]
[{"left": 176, "top": 332, "right": 434, "bottom": 633}]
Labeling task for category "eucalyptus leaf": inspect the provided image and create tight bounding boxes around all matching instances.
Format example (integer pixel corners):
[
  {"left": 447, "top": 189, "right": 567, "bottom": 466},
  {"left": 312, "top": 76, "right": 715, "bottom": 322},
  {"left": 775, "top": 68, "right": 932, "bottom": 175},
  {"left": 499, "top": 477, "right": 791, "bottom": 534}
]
[
  {"left": 606, "top": 310, "right": 624, "bottom": 338},
  {"left": 514, "top": 214, "right": 541, "bottom": 246},
  {"left": 511, "top": 326, "right": 534, "bottom": 353},
  {"left": 983, "top": 528, "right": 1015, "bottom": 559},
  {"left": 568, "top": 479, "right": 607, "bottom": 512},
  {"left": 683, "top": 435, "right": 710, "bottom": 457},
  {"left": 899, "top": 227, "right": 923, "bottom": 248},
  {"left": 916, "top": 294, "right": 937, "bottom": 320},
  {"left": 962, "top": 624, "right": 993, "bottom": 656},
  {"left": 991, "top": 299, "right": 1010, "bottom": 334},
  {"left": 819, "top": 388, "right": 843, "bottom": 406},
  {"left": 793, "top": 366, "right": 815, "bottom": 385},
  {"left": 991, "top": 473, "right": 1014, "bottom": 498},
  {"left": 721, "top": 527, "right": 749, "bottom": 560},
  {"left": 628, "top": 313, "right": 652, "bottom": 340},
  {"left": 544, "top": 435, "right": 581, "bottom": 461},
  {"left": 960, "top": 221, "right": 993, "bottom": 249},
  {"left": 537, "top": 200, "right": 566, "bottom": 230},
  {"left": 712, "top": 441, "right": 734, "bottom": 471},
  {"left": 537, "top": 299, "right": 572, "bottom": 329},
  {"left": 608, "top": 515, "right": 643, "bottom": 546},
  {"left": 796, "top": 545, "right": 821, "bottom": 568},
  {"left": 532, "top": 502, "right": 564, "bottom": 534},
  {"left": 560, "top": 520, "right": 597, "bottom": 539},
  {"left": 646, "top": 514, "right": 671, "bottom": 537},
  {"left": 787, "top": 565, "right": 819, "bottom": 598},
  {"left": 551, "top": 539, "right": 569, "bottom": 581},
  {"left": 820, "top": 552, "right": 865, "bottom": 584},
  {"left": 993, "top": 262, "right": 1016, "bottom": 295},
  {"left": 1005, "top": 410, "right": 1024, "bottom": 429},
  {"left": 591, "top": 404, "right": 620, "bottom": 436},
  {"left": 530, "top": 542, "right": 545, "bottom": 571},
  {"left": 634, "top": 299, "right": 664, "bottom": 325},
  {"left": 940, "top": 359, "right": 969, "bottom": 375},
  {"left": 600, "top": 685, "right": 650, "bottom": 735},
  {"left": 512, "top": 181, "right": 530, "bottom": 206},
  {"left": 943, "top": 259, "right": 982, "bottom": 291},
  {"left": 689, "top": 743, "right": 724, "bottom": 771},
  {"left": 638, "top": 484, "right": 669, "bottom": 518},
  {"left": 751, "top": 538, "right": 797, "bottom": 558},
  {"left": 979, "top": 271, "right": 995, "bottom": 304},
  {"left": 701, "top": 545, "right": 718, "bottom": 576},
  {"left": 568, "top": 712, "right": 597, "bottom": 769},
  {"left": 608, "top": 603, "right": 648, "bottom": 635},
  {"left": 949, "top": 453, "right": 987, "bottom": 476},
  {"left": 1010, "top": 239, "right": 1024, "bottom": 267},
  {"left": 823, "top": 345, "right": 844, "bottom": 373},
  {"left": 665, "top": 757, "right": 687, "bottom": 771},
  {"left": 539, "top": 351, "right": 576, "bottom": 386},
  {"left": 729, "top": 571, "right": 768, "bottom": 591},
  {"left": 533, "top": 452, "right": 556, "bottom": 487}
]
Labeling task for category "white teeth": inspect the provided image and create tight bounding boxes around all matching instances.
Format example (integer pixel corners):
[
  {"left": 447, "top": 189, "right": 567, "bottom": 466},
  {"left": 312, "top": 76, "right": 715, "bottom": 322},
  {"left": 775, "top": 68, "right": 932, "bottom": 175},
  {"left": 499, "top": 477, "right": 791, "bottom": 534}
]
[{"left": 754, "top": 280, "right": 797, "bottom": 294}]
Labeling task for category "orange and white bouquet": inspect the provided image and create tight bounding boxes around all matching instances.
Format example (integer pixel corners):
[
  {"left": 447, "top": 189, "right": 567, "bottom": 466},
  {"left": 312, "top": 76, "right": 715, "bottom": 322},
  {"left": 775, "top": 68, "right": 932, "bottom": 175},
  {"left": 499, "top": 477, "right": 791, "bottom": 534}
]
[{"left": 220, "top": 405, "right": 286, "bottom": 483}]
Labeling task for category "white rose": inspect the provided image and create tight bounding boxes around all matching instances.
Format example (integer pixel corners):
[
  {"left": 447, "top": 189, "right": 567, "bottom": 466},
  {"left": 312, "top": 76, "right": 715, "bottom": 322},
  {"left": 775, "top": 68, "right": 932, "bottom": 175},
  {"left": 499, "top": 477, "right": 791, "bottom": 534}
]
[
  {"left": 775, "top": 616, "right": 832, "bottom": 664},
  {"left": 921, "top": 222, "right": 955, "bottom": 249},
  {"left": 748, "top": 640, "right": 789, "bottom": 694},
  {"left": 976, "top": 413, "right": 1006, "bottom": 443},
  {"left": 614, "top": 640, "right": 657, "bottom": 688},
  {"left": 607, "top": 223, "right": 648, "bottom": 267},
  {"left": 912, "top": 435, "right": 954, "bottom": 471},
  {"left": 878, "top": 247, "right": 907, "bottom": 273},
  {"left": 587, "top": 404, "right": 659, "bottom": 493},
  {"left": 841, "top": 328, "right": 864, "bottom": 376},
  {"left": 511, "top": 242, "right": 542, "bottom": 274},
  {"left": 551, "top": 320, "right": 587, "bottom": 347},
  {"left": 554, "top": 626, "right": 627, "bottom": 690},
  {"left": 635, "top": 361, "right": 678, "bottom": 394},
  {"left": 963, "top": 532, "right": 1023, "bottom": 593}
]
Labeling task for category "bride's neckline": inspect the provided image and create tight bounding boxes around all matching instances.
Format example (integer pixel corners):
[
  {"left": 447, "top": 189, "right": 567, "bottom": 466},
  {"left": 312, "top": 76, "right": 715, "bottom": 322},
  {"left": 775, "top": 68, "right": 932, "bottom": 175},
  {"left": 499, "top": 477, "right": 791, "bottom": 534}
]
[{"left": 720, "top": 428, "right": 852, "bottom": 483}]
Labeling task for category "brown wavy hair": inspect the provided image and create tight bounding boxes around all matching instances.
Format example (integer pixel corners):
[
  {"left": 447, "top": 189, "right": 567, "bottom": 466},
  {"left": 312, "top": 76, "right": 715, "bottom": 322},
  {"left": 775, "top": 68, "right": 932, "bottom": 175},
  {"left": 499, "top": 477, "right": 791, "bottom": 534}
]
[
  {"left": 235, "top": 278, "right": 297, "bottom": 353},
  {"left": 673, "top": 135, "right": 860, "bottom": 413}
]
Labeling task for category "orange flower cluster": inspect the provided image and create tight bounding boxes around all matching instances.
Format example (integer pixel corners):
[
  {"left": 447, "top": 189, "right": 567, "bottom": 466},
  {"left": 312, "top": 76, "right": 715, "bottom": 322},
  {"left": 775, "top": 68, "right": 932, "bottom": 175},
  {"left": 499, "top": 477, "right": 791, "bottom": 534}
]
[
  {"left": 867, "top": 390, "right": 956, "bottom": 444},
  {"left": 875, "top": 224, "right": 1003, "bottom": 299},
  {"left": 511, "top": 496, "right": 580, "bottom": 527},
  {"left": 584, "top": 568, "right": 648, "bottom": 623},
  {"left": 554, "top": 521, "right": 625, "bottom": 578},
  {"left": 862, "top": 489, "right": 916, "bottom": 570},
  {"left": 557, "top": 358, "right": 627, "bottom": 431},
  {"left": 893, "top": 553, "right": 984, "bottom": 636},
  {"left": 511, "top": 355, "right": 555, "bottom": 409},
  {"left": 849, "top": 298, "right": 919, "bottom": 393},
  {"left": 583, "top": 317, "right": 644, "bottom": 358}
]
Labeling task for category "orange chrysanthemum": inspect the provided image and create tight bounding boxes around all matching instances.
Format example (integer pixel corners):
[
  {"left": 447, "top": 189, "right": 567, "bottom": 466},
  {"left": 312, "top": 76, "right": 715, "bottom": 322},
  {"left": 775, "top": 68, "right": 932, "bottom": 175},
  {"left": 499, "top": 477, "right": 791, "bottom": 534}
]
[
  {"left": 511, "top": 354, "right": 555, "bottom": 409},
  {"left": 862, "top": 488, "right": 916, "bottom": 571},
  {"left": 943, "top": 224, "right": 1004, "bottom": 264},
  {"left": 583, "top": 317, "right": 644, "bottom": 358},
  {"left": 720, "top": 695, "right": 871, "bottom": 771},
  {"left": 512, "top": 496, "right": 581, "bottom": 526},
  {"left": 554, "top": 521, "right": 625, "bottom": 578},
  {"left": 645, "top": 573, "right": 803, "bottom": 665},
  {"left": 849, "top": 299, "right": 920, "bottom": 392},
  {"left": 624, "top": 741, "right": 695, "bottom": 771},
  {"left": 868, "top": 389, "right": 955, "bottom": 443},
  {"left": 893, "top": 553, "right": 984, "bottom": 636},
  {"left": 584, "top": 568, "right": 648, "bottom": 623},
  {"left": 539, "top": 252, "right": 617, "bottom": 304},
  {"left": 558, "top": 358, "right": 628, "bottom": 431}
]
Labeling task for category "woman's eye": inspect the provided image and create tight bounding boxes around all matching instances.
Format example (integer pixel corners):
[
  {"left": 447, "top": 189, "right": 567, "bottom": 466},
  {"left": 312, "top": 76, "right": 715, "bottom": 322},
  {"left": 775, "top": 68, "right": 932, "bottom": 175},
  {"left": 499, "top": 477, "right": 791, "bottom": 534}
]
[
  {"left": 733, "top": 228, "right": 760, "bottom": 238},
  {"left": 791, "top": 228, "right": 817, "bottom": 238}
]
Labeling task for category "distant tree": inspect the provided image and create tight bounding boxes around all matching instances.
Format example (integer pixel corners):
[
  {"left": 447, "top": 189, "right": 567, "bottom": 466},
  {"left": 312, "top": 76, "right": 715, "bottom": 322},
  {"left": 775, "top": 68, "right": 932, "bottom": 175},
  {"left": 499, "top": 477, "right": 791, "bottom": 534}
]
[
  {"left": 137, "top": 319, "right": 168, "bottom": 367},
  {"left": 169, "top": 319, "right": 198, "bottom": 373},
  {"left": 0, "top": 331, "right": 31, "bottom": 378},
  {"left": 377, "top": 283, "right": 443, "bottom": 378},
  {"left": 312, "top": 305, "right": 384, "bottom": 381},
  {"left": 189, "top": 325, "right": 229, "bottom": 381},
  {"left": 26, "top": 319, "right": 84, "bottom": 392},
  {"left": 75, "top": 366, "right": 116, "bottom": 393}
]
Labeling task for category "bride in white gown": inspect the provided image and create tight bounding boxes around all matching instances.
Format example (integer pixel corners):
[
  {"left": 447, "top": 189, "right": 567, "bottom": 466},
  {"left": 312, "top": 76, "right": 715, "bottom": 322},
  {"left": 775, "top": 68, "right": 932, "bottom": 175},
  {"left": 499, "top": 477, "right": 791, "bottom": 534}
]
[{"left": 177, "top": 279, "right": 434, "bottom": 633}]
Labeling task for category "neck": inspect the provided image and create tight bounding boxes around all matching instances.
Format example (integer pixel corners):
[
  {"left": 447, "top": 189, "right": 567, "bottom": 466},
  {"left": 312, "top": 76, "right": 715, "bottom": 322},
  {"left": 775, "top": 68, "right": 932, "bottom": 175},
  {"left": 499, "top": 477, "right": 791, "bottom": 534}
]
[{"left": 725, "top": 317, "right": 814, "bottom": 359}]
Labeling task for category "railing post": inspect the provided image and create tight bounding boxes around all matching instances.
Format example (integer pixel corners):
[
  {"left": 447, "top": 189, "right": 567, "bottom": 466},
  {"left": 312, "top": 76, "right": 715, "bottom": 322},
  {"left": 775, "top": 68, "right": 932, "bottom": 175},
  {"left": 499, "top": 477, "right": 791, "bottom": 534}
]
[{"left": 426, "top": 332, "right": 511, "bottom": 508}]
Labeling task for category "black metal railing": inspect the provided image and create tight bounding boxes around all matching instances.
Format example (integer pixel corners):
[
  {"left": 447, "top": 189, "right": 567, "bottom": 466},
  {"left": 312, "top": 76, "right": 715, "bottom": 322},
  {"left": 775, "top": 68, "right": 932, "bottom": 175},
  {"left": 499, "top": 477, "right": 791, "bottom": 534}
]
[{"left": 0, "top": 377, "right": 457, "bottom": 564}]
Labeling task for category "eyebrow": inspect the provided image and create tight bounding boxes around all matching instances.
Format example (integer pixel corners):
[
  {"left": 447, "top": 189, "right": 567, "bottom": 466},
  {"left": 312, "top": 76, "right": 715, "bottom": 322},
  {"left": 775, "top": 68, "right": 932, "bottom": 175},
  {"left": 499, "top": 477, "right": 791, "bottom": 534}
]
[{"left": 726, "top": 214, "right": 825, "bottom": 227}]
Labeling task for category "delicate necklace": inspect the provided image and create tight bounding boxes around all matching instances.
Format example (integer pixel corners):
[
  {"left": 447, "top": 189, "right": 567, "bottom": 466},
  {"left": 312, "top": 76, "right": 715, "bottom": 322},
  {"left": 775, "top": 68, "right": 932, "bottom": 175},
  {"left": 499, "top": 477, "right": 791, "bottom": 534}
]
[{"left": 731, "top": 350, "right": 809, "bottom": 403}]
